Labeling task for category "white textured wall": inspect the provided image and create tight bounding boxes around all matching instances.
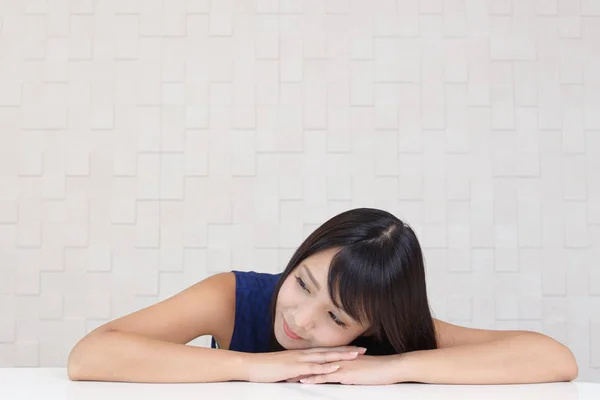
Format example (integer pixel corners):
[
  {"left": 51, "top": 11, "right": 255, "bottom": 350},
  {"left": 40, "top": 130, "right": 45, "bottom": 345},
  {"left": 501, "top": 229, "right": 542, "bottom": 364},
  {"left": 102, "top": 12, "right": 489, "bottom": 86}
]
[{"left": 0, "top": 0, "right": 599, "bottom": 382}]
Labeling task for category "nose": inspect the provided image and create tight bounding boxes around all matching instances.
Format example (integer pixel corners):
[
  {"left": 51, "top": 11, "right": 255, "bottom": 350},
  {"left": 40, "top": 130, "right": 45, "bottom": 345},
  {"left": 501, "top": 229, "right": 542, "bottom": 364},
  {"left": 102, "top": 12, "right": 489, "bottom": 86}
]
[{"left": 291, "top": 306, "right": 316, "bottom": 331}]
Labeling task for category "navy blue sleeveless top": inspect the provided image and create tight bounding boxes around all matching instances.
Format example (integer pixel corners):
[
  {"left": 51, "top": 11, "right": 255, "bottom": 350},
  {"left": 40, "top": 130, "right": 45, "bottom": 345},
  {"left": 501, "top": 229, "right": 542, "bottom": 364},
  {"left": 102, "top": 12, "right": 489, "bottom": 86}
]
[
  {"left": 210, "top": 270, "right": 396, "bottom": 355},
  {"left": 210, "top": 270, "right": 281, "bottom": 353}
]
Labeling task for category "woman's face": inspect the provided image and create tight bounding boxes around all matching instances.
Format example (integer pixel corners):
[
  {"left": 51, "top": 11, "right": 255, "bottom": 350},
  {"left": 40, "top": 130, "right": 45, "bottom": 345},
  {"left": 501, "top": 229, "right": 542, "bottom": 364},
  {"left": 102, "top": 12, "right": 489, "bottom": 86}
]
[{"left": 273, "top": 247, "right": 370, "bottom": 349}]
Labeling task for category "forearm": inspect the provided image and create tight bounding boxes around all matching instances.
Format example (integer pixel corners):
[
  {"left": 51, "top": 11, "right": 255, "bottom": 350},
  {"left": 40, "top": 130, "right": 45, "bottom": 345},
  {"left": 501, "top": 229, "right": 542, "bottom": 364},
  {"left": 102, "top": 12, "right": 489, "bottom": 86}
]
[
  {"left": 394, "top": 332, "right": 578, "bottom": 385},
  {"left": 68, "top": 330, "right": 246, "bottom": 383}
]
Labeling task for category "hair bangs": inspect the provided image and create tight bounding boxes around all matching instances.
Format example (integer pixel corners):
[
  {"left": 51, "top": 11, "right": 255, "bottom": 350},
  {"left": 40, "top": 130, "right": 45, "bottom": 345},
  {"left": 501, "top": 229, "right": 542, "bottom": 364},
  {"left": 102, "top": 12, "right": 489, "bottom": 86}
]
[{"left": 326, "top": 246, "right": 392, "bottom": 338}]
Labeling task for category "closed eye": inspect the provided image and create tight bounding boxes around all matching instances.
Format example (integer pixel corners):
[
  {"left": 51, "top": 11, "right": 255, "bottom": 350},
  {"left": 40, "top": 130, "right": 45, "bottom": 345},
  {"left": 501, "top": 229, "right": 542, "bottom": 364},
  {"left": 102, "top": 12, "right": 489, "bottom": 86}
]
[
  {"left": 295, "top": 276, "right": 310, "bottom": 293},
  {"left": 295, "top": 276, "right": 346, "bottom": 329},
  {"left": 329, "top": 312, "right": 346, "bottom": 328}
]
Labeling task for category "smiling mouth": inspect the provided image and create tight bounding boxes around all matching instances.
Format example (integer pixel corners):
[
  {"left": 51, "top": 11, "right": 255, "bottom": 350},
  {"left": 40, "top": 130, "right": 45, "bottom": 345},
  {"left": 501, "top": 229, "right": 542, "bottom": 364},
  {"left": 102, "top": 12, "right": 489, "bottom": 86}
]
[{"left": 283, "top": 317, "right": 303, "bottom": 340}]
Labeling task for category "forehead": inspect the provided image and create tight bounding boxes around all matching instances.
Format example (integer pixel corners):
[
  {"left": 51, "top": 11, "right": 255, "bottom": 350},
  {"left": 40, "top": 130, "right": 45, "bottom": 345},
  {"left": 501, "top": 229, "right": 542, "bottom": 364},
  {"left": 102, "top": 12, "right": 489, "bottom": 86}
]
[{"left": 299, "top": 248, "right": 340, "bottom": 279}]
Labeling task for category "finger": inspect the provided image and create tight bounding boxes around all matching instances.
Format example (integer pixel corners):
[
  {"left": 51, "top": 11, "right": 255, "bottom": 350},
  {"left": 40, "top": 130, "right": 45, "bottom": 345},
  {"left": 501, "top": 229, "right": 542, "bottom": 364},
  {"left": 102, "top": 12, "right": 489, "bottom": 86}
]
[
  {"left": 287, "top": 372, "right": 314, "bottom": 383},
  {"left": 304, "top": 346, "right": 366, "bottom": 354},
  {"left": 300, "top": 351, "right": 359, "bottom": 363},
  {"left": 301, "top": 373, "right": 338, "bottom": 384},
  {"left": 286, "top": 374, "right": 310, "bottom": 383},
  {"left": 302, "top": 363, "right": 339, "bottom": 376}
]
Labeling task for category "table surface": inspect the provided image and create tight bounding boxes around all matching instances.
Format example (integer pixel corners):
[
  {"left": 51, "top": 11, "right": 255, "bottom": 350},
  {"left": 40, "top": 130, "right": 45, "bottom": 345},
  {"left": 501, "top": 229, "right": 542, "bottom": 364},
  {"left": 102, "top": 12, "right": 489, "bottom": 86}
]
[{"left": 1, "top": 368, "right": 599, "bottom": 400}]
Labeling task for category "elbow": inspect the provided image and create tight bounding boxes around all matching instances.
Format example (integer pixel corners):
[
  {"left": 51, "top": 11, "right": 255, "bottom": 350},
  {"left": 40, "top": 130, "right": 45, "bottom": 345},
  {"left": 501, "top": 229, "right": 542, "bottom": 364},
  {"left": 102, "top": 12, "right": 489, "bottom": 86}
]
[
  {"left": 559, "top": 363, "right": 578, "bottom": 382},
  {"left": 67, "top": 359, "right": 80, "bottom": 381},
  {"left": 66, "top": 329, "right": 111, "bottom": 381},
  {"left": 66, "top": 329, "right": 121, "bottom": 381},
  {"left": 67, "top": 345, "right": 84, "bottom": 381},
  {"left": 67, "top": 363, "right": 81, "bottom": 381},
  {"left": 562, "top": 353, "right": 578, "bottom": 382},
  {"left": 555, "top": 343, "right": 579, "bottom": 382},
  {"left": 531, "top": 332, "right": 579, "bottom": 382},
  {"left": 67, "top": 333, "right": 98, "bottom": 381}
]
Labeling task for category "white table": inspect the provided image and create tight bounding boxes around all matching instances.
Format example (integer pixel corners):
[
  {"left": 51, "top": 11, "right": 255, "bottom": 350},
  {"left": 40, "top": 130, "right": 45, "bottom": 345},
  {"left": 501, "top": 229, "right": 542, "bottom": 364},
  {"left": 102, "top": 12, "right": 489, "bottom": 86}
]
[{"left": 1, "top": 368, "right": 599, "bottom": 399}]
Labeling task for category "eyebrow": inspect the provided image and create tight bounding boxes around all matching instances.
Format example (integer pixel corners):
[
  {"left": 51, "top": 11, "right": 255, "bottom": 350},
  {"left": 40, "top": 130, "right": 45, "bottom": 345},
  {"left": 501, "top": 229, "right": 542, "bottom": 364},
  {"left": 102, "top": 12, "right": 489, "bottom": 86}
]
[
  {"left": 302, "top": 264, "right": 321, "bottom": 291},
  {"left": 301, "top": 264, "right": 349, "bottom": 317}
]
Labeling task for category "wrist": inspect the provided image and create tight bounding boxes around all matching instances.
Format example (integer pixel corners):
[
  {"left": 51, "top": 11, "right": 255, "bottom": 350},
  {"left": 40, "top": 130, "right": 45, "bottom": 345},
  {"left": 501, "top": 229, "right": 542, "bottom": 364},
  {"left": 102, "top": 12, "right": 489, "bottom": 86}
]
[
  {"left": 233, "top": 351, "right": 254, "bottom": 382},
  {"left": 389, "top": 351, "right": 417, "bottom": 383}
]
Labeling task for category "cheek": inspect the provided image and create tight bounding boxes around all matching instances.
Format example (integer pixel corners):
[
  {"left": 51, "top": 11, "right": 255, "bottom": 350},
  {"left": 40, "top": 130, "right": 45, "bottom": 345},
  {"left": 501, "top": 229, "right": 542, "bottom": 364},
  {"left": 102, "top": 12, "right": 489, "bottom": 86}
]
[
  {"left": 311, "top": 326, "right": 355, "bottom": 347},
  {"left": 274, "top": 283, "right": 296, "bottom": 323},
  {"left": 277, "top": 280, "right": 300, "bottom": 307}
]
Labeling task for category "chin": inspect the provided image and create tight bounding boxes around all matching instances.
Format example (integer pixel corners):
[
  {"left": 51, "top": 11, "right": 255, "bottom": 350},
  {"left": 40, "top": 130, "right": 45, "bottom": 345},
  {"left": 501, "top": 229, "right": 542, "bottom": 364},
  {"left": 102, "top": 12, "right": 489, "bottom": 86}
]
[
  {"left": 274, "top": 315, "right": 305, "bottom": 350},
  {"left": 274, "top": 327, "right": 294, "bottom": 350},
  {"left": 274, "top": 332, "right": 289, "bottom": 350}
]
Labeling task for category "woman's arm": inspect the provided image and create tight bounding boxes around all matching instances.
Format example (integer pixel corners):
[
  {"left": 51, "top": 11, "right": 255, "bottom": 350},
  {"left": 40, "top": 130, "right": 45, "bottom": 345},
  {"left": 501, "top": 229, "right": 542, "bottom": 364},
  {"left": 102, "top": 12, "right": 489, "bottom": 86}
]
[
  {"left": 294, "top": 330, "right": 578, "bottom": 385},
  {"left": 68, "top": 329, "right": 246, "bottom": 383},
  {"left": 67, "top": 272, "right": 241, "bottom": 382},
  {"left": 392, "top": 331, "right": 578, "bottom": 384},
  {"left": 68, "top": 329, "right": 367, "bottom": 383}
]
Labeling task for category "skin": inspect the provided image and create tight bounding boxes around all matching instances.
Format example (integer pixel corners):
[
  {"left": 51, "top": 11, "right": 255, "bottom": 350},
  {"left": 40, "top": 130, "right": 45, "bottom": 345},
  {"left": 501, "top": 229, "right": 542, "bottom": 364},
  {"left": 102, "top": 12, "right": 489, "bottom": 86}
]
[{"left": 273, "top": 247, "right": 372, "bottom": 350}]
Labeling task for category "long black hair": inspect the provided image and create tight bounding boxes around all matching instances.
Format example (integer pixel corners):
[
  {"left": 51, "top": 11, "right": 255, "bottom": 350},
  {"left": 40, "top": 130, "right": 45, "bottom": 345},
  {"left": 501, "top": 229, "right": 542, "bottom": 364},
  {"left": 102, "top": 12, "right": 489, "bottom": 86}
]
[{"left": 266, "top": 207, "right": 438, "bottom": 355}]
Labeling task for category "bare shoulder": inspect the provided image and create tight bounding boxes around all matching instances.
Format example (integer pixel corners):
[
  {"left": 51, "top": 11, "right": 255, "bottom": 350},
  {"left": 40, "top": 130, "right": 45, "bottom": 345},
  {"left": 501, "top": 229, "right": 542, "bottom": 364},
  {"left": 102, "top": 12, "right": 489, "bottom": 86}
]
[
  {"left": 85, "top": 272, "right": 237, "bottom": 347},
  {"left": 433, "top": 318, "right": 519, "bottom": 348}
]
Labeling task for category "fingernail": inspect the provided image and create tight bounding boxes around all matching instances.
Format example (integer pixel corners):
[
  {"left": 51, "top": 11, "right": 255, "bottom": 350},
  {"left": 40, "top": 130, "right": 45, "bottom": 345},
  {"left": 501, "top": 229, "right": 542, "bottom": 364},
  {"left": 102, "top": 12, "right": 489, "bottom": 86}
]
[
  {"left": 300, "top": 379, "right": 307, "bottom": 383},
  {"left": 349, "top": 351, "right": 359, "bottom": 356},
  {"left": 333, "top": 365, "right": 340, "bottom": 370},
  {"left": 359, "top": 347, "right": 367, "bottom": 353}
]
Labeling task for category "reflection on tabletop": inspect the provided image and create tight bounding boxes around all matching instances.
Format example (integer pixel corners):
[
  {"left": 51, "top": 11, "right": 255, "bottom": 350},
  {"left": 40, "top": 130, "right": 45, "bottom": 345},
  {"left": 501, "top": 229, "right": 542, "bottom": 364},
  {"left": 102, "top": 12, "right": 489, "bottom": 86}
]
[
  {"left": 1, "top": 368, "right": 596, "bottom": 400},
  {"left": 66, "top": 380, "right": 580, "bottom": 400}
]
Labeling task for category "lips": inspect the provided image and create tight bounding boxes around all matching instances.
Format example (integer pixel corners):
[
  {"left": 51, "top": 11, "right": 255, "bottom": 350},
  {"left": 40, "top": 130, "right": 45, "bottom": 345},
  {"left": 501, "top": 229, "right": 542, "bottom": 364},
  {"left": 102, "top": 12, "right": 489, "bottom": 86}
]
[{"left": 283, "top": 318, "right": 303, "bottom": 340}]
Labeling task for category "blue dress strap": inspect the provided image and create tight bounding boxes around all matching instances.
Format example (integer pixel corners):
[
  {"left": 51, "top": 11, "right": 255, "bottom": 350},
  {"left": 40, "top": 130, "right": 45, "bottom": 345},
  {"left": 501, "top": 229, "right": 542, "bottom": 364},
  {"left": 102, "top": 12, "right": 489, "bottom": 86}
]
[{"left": 210, "top": 270, "right": 282, "bottom": 353}]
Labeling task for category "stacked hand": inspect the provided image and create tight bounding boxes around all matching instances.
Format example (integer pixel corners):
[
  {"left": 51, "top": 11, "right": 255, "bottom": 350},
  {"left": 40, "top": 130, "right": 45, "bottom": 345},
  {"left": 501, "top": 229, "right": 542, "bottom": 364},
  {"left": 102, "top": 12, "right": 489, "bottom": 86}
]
[{"left": 243, "top": 346, "right": 402, "bottom": 385}]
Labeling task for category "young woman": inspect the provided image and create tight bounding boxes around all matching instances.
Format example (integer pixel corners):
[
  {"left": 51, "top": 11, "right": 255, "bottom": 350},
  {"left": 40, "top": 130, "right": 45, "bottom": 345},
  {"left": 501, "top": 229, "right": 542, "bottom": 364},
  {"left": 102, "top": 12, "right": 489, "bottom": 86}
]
[{"left": 67, "top": 208, "right": 578, "bottom": 385}]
